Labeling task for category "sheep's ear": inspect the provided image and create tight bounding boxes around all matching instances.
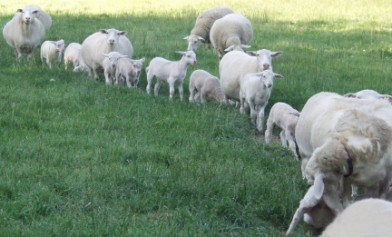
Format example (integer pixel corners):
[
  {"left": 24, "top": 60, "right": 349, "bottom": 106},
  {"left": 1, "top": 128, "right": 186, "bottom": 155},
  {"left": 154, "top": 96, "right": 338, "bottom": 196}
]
[
  {"left": 241, "top": 44, "right": 251, "bottom": 49},
  {"left": 313, "top": 173, "right": 325, "bottom": 200},
  {"left": 274, "top": 73, "right": 284, "bottom": 79},
  {"left": 344, "top": 93, "right": 356, "bottom": 98},
  {"left": 197, "top": 36, "right": 205, "bottom": 41},
  {"left": 183, "top": 36, "right": 190, "bottom": 40},
  {"left": 247, "top": 51, "right": 258, "bottom": 56},
  {"left": 224, "top": 45, "right": 235, "bottom": 52},
  {"left": 32, "top": 10, "right": 39, "bottom": 14},
  {"left": 271, "top": 51, "right": 283, "bottom": 57},
  {"left": 175, "top": 51, "right": 185, "bottom": 55},
  {"left": 17, "top": 9, "right": 23, "bottom": 13},
  {"left": 100, "top": 29, "right": 108, "bottom": 34},
  {"left": 118, "top": 31, "right": 127, "bottom": 36}
]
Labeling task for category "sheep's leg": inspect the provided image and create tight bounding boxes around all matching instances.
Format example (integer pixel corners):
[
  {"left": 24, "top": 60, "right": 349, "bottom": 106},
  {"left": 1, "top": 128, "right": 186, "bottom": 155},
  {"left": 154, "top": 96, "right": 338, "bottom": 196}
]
[
  {"left": 146, "top": 74, "right": 153, "bottom": 94},
  {"left": 154, "top": 80, "right": 162, "bottom": 97},
  {"left": 280, "top": 130, "right": 288, "bottom": 147},
  {"left": 239, "top": 96, "right": 246, "bottom": 114},
  {"left": 256, "top": 105, "right": 265, "bottom": 132},
  {"left": 264, "top": 117, "right": 274, "bottom": 143},
  {"left": 286, "top": 207, "right": 306, "bottom": 235},
  {"left": 200, "top": 92, "right": 207, "bottom": 103},
  {"left": 104, "top": 72, "right": 111, "bottom": 85},
  {"left": 177, "top": 82, "right": 184, "bottom": 101},
  {"left": 189, "top": 88, "right": 196, "bottom": 102}
]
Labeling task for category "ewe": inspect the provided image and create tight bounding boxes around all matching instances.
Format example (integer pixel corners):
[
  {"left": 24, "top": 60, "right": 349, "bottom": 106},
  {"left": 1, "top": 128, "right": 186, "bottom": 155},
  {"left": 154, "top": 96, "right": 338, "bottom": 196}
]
[
  {"left": 219, "top": 49, "right": 283, "bottom": 102},
  {"left": 239, "top": 70, "right": 283, "bottom": 133},
  {"left": 210, "top": 13, "right": 253, "bottom": 58},
  {"left": 287, "top": 92, "right": 392, "bottom": 235},
  {"left": 146, "top": 51, "right": 197, "bottom": 100},
  {"left": 188, "top": 69, "right": 226, "bottom": 103},
  {"left": 40, "top": 39, "right": 65, "bottom": 69},
  {"left": 80, "top": 28, "right": 133, "bottom": 80},
  {"left": 184, "top": 6, "right": 233, "bottom": 51},
  {"left": 265, "top": 102, "right": 300, "bottom": 157},
  {"left": 3, "top": 6, "right": 47, "bottom": 60}
]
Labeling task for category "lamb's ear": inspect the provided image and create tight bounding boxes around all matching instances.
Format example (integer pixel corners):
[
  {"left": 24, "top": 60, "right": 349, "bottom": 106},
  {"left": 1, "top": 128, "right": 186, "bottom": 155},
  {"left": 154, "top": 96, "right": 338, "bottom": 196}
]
[
  {"left": 224, "top": 45, "right": 235, "bottom": 52},
  {"left": 183, "top": 36, "right": 189, "bottom": 40},
  {"left": 313, "top": 173, "right": 325, "bottom": 200},
  {"left": 344, "top": 93, "right": 356, "bottom": 98},
  {"left": 100, "top": 29, "right": 108, "bottom": 34},
  {"left": 118, "top": 31, "right": 127, "bottom": 36},
  {"left": 246, "top": 51, "right": 258, "bottom": 56},
  {"left": 271, "top": 51, "right": 283, "bottom": 57},
  {"left": 274, "top": 73, "right": 284, "bottom": 79},
  {"left": 175, "top": 51, "right": 185, "bottom": 55},
  {"left": 17, "top": 9, "right": 23, "bottom": 13},
  {"left": 241, "top": 44, "right": 251, "bottom": 49}
]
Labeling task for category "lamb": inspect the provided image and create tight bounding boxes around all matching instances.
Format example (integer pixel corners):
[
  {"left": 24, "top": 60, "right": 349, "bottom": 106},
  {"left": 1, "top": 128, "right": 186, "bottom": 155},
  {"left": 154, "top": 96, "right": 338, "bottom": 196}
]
[
  {"left": 219, "top": 49, "right": 283, "bottom": 101},
  {"left": 265, "top": 102, "right": 300, "bottom": 157},
  {"left": 184, "top": 6, "right": 234, "bottom": 51},
  {"left": 115, "top": 57, "right": 145, "bottom": 88},
  {"left": 188, "top": 69, "right": 226, "bottom": 103},
  {"left": 286, "top": 92, "right": 392, "bottom": 235},
  {"left": 239, "top": 70, "right": 283, "bottom": 132},
  {"left": 64, "top": 42, "right": 83, "bottom": 70},
  {"left": 209, "top": 13, "right": 253, "bottom": 57},
  {"left": 2, "top": 6, "right": 46, "bottom": 60},
  {"left": 344, "top": 89, "right": 392, "bottom": 103},
  {"left": 40, "top": 39, "right": 65, "bottom": 68},
  {"left": 320, "top": 198, "right": 392, "bottom": 237},
  {"left": 146, "top": 51, "right": 197, "bottom": 100},
  {"left": 23, "top": 4, "right": 52, "bottom": 32},
  {"left": 102, "top": 52, "right": 128, "bottom": 85},
  {"left": 80, "top": 28, "right": 133, "bottom": 80}
]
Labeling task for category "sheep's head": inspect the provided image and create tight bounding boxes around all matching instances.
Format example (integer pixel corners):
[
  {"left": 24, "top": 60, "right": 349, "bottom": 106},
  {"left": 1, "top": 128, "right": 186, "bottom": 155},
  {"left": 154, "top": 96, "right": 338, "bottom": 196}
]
[
  {"left": 103, "top": 52, "right": 127, "bottom": 70},
  {"left": 55, "top": 40, "right": 65, "bottom": 53},
  {"left": 101, "top": 28, "right": 126, "bottom": 46},
  {"left": 177, "top": 50, "right": 197, "bottom": 65},
  {"left": 184, "top": 35, "right": 205, "bottom": 51},
  {"left": 248, "top": 49, "right": 283, "bottom": 71},
  {"left": 130, "top": 58, "right": 145, "bottom": 80},
  {"left": 17, "top": 8, "right": 38, "bottom": 25},
  {"left": 254, "top": 70, "right": 283, "bottom": 89}
]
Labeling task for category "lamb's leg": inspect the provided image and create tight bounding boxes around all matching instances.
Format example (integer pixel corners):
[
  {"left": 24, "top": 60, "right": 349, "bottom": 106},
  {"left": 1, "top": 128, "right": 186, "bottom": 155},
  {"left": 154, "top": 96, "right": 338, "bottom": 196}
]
[
  {"left": 146, "top": 73, "right": 153, "bottom": 94},
  {"left": 168, "top": 80, "right": 175, "bottom": 99},
  {"left": 177, "top": 82, "right": 184, "bottom": 101},
  {"left": 256, "top": 105, "right": 266, "bottom": 133},
  {"left": 280, "top": 130, "right": 288, "bottom": 147},
  {"left": 264, "top": 117, "right": 274, "bottom": 144},
  {"left": 154, "top": 80, "right": 162, "bottom": 97}
]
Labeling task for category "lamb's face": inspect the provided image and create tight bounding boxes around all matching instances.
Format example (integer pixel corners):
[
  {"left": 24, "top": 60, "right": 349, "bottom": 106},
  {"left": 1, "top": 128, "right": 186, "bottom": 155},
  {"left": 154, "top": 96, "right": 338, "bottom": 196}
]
[{"left": 184, "top": 51, "right": 197, "bottom": 65}]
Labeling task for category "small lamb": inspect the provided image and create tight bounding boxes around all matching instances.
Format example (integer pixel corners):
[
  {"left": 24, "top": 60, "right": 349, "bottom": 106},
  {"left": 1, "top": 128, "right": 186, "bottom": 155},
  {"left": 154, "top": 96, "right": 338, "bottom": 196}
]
[
  {"left": 146, "top": 51, "right": 197, "bottom": 100},
  {"left": 184, "top": 6, "right": 234, "bottom": 51},
  {"left": 40, "top": 39, "right": 65, "bottom": 68},
  {"left": 3, "top": 6, "right": 46, "bottom": 60},
  {"left": 102, "top": 52, "right": 128, "bottom": 85},
  {"left": 265, "top": 102, "right": 300, "bottom": 157},
  {"left": 188, "top": 69, "right": 226, "bottom": 103},
  {"left": 115, "top": 57, "right": 145, "bottom": 88},
  {"left": 239, "top": 70, "right": 283, "bottom": 132},
  {"left": 210, "top": 13, "right": 253, "bottom": 57},
  {"left": 64, "top": 42, "right": 83, "bottom": 70}
]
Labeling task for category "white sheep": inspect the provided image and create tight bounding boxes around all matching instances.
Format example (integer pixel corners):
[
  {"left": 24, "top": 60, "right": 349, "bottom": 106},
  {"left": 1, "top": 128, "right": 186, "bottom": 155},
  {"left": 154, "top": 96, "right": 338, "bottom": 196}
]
[
  {"left": 3, "top": 6, "right": 46, "bottom": 60},
  {"left": 219, "top": 49, "right": 283, "bottom": 101},
  {"left": 188, "top": 69, "right": 226, "bottom": 103},
  {"left": 146, "top": 51, "right": 197, "bottom": 100},
  {"left": 286, "top": 92, "right": 392, "bottom": 235},
  {"left": 209, "top": 13, "right": 253, "bottom": 57},
  {"left": 265, "top": 102, "right": 300, "bottom": 157},
  {"left": 115, "top": 57, "right": 145, "bottom": 88},
  {"left": 102, "top": 52, "right": 128, "bottom": 85},
  {"left": 64, "top": 42, "right": 83, "bottom": 70},
  {"left": 320, "top": 198, "right": 392, "bottom": 237},
  {"left": 40, "top": 39, "right": 65, "bottom": 69},
  {"left": 80, "top": 28, "right": 133, "bottom": 80},
  {"left": 23, "top": 4, "right": 52, "bottom": 32},
  {"left": 184, "top": 6, "right": 234, "bottom": 51},
  {"left": 239, "top": 70, "right": 283, "bottom": 132},
  {"left": 344, "top": 89, "right": 392, "bottom": 103}
]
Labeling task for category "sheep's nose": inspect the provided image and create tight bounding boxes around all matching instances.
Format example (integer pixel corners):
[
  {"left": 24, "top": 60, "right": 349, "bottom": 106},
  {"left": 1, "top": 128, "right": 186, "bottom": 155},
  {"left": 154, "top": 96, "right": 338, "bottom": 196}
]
[
  {"left": 263, "top": 64, "right": 270, "bottom": 70},
  {"left": 109, "top": 39, "right": 115, "bottom": 44},
  {"left": 267, "top": 84, "right": 273, "bottom": 88}
]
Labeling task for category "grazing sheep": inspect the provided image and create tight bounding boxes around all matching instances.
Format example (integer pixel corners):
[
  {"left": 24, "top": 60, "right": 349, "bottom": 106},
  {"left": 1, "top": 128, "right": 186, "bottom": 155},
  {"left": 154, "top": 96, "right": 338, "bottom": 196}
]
[
  {"left": 102, "top": 52, "right": 128, "bottom": 85},
  {"left": 146, "top": 51, "right": 197, "bottom": 100},
  {"left": 64, "top": 42, "right": 83, "bottom": 70},
  {"left": 344, "top": 89, "right": 392, "bottom": 103},
  {"left": 320, "top": 198, "right": 392, "bottom": 237},
  {"left": 80, "top": 28, "right": 133, "bottom": 80},
  {"left": 40, "top": 39, "right": 65, "bottom": 68},
  {"left": 23, "top": 4, "right": 52, "bottom": 32},
  {"left": 265, "top": 102, "right": 300, "bottom": 157},
  {"left": 184, "top": 6, "right": 234, "bottom": 51},
  {"left": 219, "top": 49, "right": 283, "bottom": 101},
  {"left": 239, "top": 70, "right": 283, "bottom": 132},
  {"left": 3, "top": 6, "right": 46, "bottom": 60},
  {"left": 115, "top": 57, "right": 145, "bottom": 88},
  {"left": 188, "top": 69, "right": 226, "bottom": 103},
  {"left": 286, "top": 92, "right": 392, "bottom": 235},
  {"left": 210, "top": 13, "right": 253, "bottom": 57}
]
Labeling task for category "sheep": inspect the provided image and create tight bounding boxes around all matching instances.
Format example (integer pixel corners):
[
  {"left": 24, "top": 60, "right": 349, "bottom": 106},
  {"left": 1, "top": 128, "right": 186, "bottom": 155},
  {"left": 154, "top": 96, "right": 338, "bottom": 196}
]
[
  {"left": 209, "top": 13, "right": 253, "bottom": 57},
  {"left": 23, "top": 4, "right": 52, "bottom": 32},
  {"left": 239, "top": 70, "right": 283, "bottom": 133},
  {"left": 184, "top": 6, "right": 234, "bottom": 51},
  {"left": 188, "top": 69, "right": 226, "bottom": 103},
  {"left": 2, "top": 6, "right": 46, "bottom": 60},
  {"left": 219, "top": 49, "right": 283, "bottom": 102},
  {"left": 146, "top": 51, "right": 197, "bottom": 100},
  {"left": 40, "top": 39, "right": 65, "bottom": 69},
  {"left": 115, "top": 57, "right": 145, "bottom": 88},
  {"left": 265, "top": 102, "right": 300, "bottom": 157},
  {"left": 102, "top": 52, "right": 128, "bottom": 85},
  {"left": 80, "top": 28, "right": 133, "bottom": 80},
  {"left": 64, "top": 42, "right": 83, "bottom": 70},
  {"left": 344, "top": 89, "right": 392, "bottom": 103},
  {"left": 286, "top": 92, "right": 392, "bottom": 235},
  {"left": 320, "top": 198, "right": 392, "bottom": 237}
]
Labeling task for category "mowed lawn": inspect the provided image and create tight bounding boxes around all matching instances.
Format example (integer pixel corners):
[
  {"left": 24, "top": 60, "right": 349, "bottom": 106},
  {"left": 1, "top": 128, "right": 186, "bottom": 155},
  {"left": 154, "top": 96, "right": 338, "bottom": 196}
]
[{"left": 0, "top": 0, "right": 392, "bottom": 236}]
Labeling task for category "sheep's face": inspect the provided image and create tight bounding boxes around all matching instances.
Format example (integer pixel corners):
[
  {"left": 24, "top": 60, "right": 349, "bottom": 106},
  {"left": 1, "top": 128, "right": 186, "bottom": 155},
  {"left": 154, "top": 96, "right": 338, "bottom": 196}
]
[
  {"left": 55, "top": 40, "right": 65, "bottom": 54},
  {"left": 185, "top": 35, "right": 204, "bottom": 51},
  {"left": 182, "top": 51, "right": 197, "bottom": 65},
  {"left": 131, "top": 59, "right": 145, "bottom": 80},
  {"left": 17, "top": 9, "right": 38, "bottom": 25},
  {"left": 250, "top": 49, "right": 283, "bottom": 71},
  {"left": 256, "top": 70, "right": 283, "bottom": 89},
  {"left": 101, "top": 29, "right": 126, "bottom": 46}
]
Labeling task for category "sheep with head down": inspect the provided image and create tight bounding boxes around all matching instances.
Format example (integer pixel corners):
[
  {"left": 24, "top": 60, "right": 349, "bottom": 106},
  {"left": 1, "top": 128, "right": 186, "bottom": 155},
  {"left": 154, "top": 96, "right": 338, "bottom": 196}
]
[
  {"left": 188, "top": 69, "right": 226, "bottom": 104},
  {"left": 80, "top": 28, "right": 133, "bottom": 80},
  {"left": 286, "top": 92, "right": 392, "bottom": 235}
]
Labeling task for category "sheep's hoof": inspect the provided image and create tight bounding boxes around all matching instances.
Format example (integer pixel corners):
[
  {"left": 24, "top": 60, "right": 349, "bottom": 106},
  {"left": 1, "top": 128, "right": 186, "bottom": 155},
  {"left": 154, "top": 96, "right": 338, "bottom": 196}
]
[{"left": 255, "top": 129, "right": 263, "bottom": 137}]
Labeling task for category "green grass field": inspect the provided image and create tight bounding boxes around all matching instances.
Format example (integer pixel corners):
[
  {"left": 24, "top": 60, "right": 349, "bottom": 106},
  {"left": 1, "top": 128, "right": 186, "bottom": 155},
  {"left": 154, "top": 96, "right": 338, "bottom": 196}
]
[{"left": 0, "top": 0, "right": 391, "bottom": 236}]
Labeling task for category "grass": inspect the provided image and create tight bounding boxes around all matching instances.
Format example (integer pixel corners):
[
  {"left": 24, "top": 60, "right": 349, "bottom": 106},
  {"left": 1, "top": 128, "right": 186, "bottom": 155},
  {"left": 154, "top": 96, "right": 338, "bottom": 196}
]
[{"left": 0, "top": 0, "right": 392, "bottom": 236}]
